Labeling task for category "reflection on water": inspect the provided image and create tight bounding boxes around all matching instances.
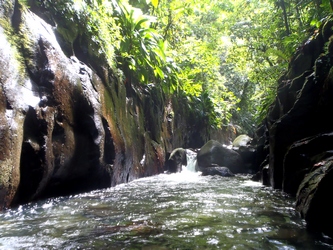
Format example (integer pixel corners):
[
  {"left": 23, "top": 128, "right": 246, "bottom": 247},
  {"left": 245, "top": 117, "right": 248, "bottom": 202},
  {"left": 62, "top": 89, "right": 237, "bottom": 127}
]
[{"left": 0, "top": 169, "right": 332, "bottom": 249}]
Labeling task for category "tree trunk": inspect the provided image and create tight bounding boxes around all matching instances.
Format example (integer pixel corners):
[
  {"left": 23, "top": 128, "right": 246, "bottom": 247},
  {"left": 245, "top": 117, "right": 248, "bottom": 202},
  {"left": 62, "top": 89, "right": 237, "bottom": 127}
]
[{"left": 280, "top": 0, "right": 290, "bottom": 35}]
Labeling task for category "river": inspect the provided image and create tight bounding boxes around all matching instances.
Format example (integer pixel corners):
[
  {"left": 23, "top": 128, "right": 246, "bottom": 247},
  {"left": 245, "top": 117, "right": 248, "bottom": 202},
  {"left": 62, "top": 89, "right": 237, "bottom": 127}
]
[{"left": 0, "top": 169, "right": 332, "bottom": 249}]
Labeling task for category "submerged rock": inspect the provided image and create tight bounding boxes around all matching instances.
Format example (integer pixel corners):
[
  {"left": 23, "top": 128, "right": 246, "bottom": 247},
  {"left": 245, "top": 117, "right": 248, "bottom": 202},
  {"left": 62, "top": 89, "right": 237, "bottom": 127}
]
[{"left": 200, "top": 164, "right": 235, "bottom": 177}]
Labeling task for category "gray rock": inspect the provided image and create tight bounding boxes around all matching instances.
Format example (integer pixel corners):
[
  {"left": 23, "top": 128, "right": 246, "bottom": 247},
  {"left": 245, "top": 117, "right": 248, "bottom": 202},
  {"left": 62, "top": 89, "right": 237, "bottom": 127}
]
[
  {"left": 197, "top": 140, "right": 245, "bottom": 173},
  {"left": 296, "top": 158, "right": 333, "bottom": 237},
  {"left": 232, "top": 134, "right": 252, "bottom": 148},
  {"left": 165, "top": 148, "right": 187, "bottom": 173},
  {"left": 201, "top": 164, "right": 235, "bottom": 177}
]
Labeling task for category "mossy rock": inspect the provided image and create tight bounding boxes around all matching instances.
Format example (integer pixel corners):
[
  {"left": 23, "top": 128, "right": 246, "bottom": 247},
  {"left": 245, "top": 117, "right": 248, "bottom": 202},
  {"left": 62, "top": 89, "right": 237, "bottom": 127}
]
[
  {"left": 165, "top": 148, "right": 187, "bottom": 173},
  {"left": 232, "top": 134, "right": 252, "bottom": 148},
  {"left": 197, "top": 140, "right": 245, "bottom": 173}
]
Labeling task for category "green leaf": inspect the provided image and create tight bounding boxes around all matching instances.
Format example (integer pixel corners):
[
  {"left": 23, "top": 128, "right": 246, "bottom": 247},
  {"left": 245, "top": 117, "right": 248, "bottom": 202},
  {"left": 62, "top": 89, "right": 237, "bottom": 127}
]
[
  {"left": 154, "top": 66, "right": 164, "bottom": 79},
  {"left": 151, "top": 0, "right": 158, "bottom": 8}
]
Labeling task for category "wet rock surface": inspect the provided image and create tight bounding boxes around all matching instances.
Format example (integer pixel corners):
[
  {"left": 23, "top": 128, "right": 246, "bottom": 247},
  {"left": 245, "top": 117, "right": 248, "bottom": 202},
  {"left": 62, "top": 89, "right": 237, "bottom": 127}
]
[
  {"left": 200, "top": 164, "right": 235, "bottom": 177},
  {"left": 253, "top": 16, "right": 333, "bottom": 236},
  {"left": 165, "top": 148, "right": 187, "bottom": 173},
  {"left": 197, "top": 140, "right": 245, "bottom": 174},
  {"left": 0, "top": 3, "right": 217, "bottom": 209},
  {"left": 296, "top": 158, "right": 333, "bottom": 237}
]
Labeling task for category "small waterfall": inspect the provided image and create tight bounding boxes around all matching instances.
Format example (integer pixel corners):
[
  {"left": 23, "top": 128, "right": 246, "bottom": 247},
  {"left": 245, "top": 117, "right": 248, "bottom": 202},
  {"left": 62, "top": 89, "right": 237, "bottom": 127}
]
[{"left": 185, "top": 149, "right": 198, "bottom": 172}]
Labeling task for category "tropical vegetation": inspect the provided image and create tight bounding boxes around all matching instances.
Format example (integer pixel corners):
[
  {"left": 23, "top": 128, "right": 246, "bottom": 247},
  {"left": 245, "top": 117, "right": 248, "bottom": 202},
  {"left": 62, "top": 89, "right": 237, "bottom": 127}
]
[{"left": 23, "top": 0, "right": 333, "bottom": 134}]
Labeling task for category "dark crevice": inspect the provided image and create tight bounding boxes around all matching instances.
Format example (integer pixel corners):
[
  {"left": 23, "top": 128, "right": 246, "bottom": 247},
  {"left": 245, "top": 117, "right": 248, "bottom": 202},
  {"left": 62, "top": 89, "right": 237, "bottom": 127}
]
[
  {"left": 51, "top": 114, "right": 66, "bottom": 174},
  {"left": 11, "top": 0, "right": 22, "bottom": 32},
  {"left": 6, "top": 99, "right": 12, "bottom": 110},
  {"left": 102, "top": 118, "right": 115, "bottom": 165},
  {"left": 43, "top": 93, "right": 100, "bottom": 197},
  {"left": 12, "top": 107, "right": 46, "bottom": 206}
]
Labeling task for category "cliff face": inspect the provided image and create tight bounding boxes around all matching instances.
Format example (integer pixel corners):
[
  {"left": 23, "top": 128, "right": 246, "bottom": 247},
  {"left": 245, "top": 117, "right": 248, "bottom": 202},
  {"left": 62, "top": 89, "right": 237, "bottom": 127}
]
[
  {"left": 0, "top": 1, "right": 224, "bottom": 209},
  {"left": 254, "top": 16, "right": 333, "bottom": 237}
]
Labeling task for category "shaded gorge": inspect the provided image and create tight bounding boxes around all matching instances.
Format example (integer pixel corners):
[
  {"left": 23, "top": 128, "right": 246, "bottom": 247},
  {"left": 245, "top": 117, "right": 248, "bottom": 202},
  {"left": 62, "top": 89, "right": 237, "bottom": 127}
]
[{"left": 1, "top": 169, "right": 332, "bottom": 249}]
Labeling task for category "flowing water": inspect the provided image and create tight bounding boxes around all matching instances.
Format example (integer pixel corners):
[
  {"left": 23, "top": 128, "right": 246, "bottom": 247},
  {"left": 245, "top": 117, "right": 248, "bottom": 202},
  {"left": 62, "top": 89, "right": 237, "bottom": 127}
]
[{"left": 0, "top": 169, "right": 332, "bottom": 249}]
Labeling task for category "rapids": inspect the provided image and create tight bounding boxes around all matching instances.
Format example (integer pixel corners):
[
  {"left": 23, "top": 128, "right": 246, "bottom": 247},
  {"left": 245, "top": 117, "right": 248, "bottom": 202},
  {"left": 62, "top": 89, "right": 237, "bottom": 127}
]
[{"left": 0, "top": 169, "right": 332, "bottom": 249}]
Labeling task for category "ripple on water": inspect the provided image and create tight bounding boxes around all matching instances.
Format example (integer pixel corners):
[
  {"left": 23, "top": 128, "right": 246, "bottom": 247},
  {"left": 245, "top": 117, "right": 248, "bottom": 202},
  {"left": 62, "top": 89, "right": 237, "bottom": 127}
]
[{"left": 0, "top": 173, "right": 333, "bottom": 249}]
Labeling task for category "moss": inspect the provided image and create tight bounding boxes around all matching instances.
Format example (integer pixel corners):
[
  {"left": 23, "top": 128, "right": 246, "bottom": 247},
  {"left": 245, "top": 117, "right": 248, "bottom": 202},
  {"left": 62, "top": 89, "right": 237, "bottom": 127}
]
[
  {"left": 0, "top": 159, "right": 12, "bottom": 190},
  {"left": 0, "top": 0, "right": 14, "bottom": 18},
  {"left": 0, "top": 8, "right": 28, "bottom": 83},
  {"left": 102, "top": 87, "right": 124, "bottom": 152}
]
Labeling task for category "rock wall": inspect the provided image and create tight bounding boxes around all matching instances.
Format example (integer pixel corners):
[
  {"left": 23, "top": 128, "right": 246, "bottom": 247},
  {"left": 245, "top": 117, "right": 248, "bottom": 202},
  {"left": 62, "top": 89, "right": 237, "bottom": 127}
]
[
  {"left": 0, "top": 1, "right": 221, "bottom": 209},
  {"left": 254, "top": 16, "right": 333, "bottom": 237}
]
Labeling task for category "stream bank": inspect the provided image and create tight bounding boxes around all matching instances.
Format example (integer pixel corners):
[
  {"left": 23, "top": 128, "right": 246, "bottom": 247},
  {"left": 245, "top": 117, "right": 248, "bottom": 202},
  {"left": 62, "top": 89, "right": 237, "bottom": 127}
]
[{"left": 0, "top": 1, "right": 234, "bottom": 209}]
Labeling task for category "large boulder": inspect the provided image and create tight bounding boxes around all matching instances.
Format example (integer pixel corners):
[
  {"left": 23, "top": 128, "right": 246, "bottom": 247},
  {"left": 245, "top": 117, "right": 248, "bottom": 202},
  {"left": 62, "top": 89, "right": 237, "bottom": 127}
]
[
  {"left": 165, "top": 148, "right": 187, "bottom": 173},
  {"left": 232, "top": 134, "right": 257, "bottom": 174},
  {"left": 283, "top": 132, "right": 333, "bottom": 195},
  {"left": 232, "top": 134, "right": 252, "bottom": 148},
  {"left": 296, "top": 158, "right": 333, "bottom": 237},
  {"left": 197, "top": 140, "right": 244, "bottom": 173}
]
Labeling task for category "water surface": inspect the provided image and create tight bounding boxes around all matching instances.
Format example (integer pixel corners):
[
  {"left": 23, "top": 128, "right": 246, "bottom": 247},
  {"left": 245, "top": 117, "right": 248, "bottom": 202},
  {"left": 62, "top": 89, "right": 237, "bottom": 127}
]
[{"left": 0, "top": 170, "right": 332, "bottom": 249}]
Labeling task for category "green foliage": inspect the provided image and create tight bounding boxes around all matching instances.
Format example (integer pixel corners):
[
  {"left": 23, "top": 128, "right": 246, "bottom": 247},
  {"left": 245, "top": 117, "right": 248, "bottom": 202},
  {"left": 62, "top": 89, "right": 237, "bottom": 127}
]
[
  {"left": 115, "top": 0, "right": 333, "bottom": 132},
  {"left": 18, "top": 0, "right": 29, "bottom": 7},
  {"left": 26, "top": 0, "right": 179, "bottom": 90},
  {"left": 22, "top": 0, "right": 333, "bottom": 134},
  {"left": 187, "top": 90, "right": 218, "bottom": 136},
  {"left": 31, "top": 0, "right": 122, "bottom": 69},
  {"left": 210, "top": 0, "right": 332, "bottom": 128},
  {"left": 146, "top": 0, "right": 158, "bottom": 8},
  {"left": 0, "top": 11, "right": 27, "bottom": 80},
  {"left": 111, "top": 1, "right": 180, "bottom": 94},
  {"left": 114, "top": 3, "right": 166, "bottom": 83},
  {"left": 84, "top": 0, "right": 122, "bottom": 69},
  {"left": 151, "top": 0, "right": 240, "bottom": 128}
]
